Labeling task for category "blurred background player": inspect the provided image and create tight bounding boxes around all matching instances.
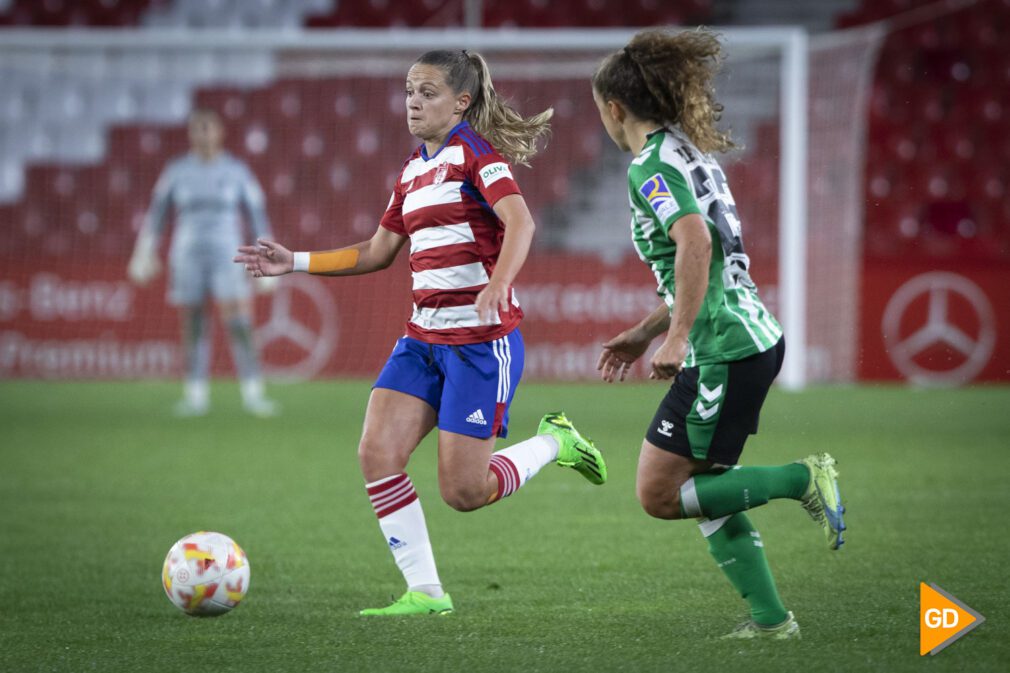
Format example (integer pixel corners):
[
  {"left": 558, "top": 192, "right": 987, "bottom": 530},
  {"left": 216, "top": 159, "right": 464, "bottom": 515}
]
[
  {"left": 127, "top": 108, "right": 278, "bottom": 418},
  {"left": 592, "top": 29, "right": 846, "bottom": 639},
  {"left": 236, "top": 49, "right": 607, "bottom": 616}
]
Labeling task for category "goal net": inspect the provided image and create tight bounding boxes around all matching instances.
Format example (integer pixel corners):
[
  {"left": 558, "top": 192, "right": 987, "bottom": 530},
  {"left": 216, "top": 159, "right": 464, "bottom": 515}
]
[{"left": 0, "top": 27, "right": 881, "bottom": 385}]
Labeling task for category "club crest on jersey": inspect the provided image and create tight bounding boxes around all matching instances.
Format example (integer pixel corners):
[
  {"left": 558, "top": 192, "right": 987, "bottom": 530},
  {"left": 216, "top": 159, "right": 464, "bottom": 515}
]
[
  {"left": 433, "top": 161, "right": 449, "bottom": 186},
  {"left": 640, "top": 173, "right": 679, "bottom": 222}
]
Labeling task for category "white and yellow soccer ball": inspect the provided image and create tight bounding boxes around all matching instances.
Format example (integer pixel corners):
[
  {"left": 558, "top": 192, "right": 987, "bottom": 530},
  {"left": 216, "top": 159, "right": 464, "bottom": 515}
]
[{"left": 162, "top": 531, "right": 250, "bottom": 616}]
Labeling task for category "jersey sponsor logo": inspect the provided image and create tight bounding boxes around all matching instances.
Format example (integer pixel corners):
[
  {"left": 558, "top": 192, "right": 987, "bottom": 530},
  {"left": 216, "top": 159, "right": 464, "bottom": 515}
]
[
  {"left": 639, "top": 173, "right": 679, "bottom": 222},
  {"left": 466, "top": 408, "right": 488, "bottom": 425},
  {"left": 433, "top": 161, "right": 449, "bottom": 186},
  {"left": 479, "top": 162, "right": 512, "bottom": 188}
]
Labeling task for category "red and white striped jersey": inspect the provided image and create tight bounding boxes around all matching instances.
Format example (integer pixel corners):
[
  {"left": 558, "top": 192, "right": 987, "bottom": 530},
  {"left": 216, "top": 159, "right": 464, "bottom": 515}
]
[{"left": 380, "top": 121, "right": 525, "bottom": 345}]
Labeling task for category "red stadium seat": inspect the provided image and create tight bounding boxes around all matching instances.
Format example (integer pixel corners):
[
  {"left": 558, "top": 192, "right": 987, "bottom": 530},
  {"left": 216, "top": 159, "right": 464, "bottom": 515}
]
[{"left": 0, "top": 0, "right": 155, "bottom": 26}]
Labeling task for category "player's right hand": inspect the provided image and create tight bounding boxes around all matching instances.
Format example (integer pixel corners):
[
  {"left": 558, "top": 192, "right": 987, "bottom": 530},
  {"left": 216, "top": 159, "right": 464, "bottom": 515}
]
[
  {"left": 127, "top": 251, "right": 161, "bottom": 286},
  {"left": 235, "top": 238, "right": 294, "bottom": 277},
  {"left": 597, "top": 328, "right": 651, "bottom": 383}
]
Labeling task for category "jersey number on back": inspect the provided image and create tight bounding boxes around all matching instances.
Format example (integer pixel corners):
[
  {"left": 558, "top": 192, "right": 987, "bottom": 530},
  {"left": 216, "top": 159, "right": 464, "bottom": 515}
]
[
  {"left": 689, "top": 165, "right": 755, "bottom": 291},
  {"left": 689, "top": 165, "right": 744, "bottom": 256}
]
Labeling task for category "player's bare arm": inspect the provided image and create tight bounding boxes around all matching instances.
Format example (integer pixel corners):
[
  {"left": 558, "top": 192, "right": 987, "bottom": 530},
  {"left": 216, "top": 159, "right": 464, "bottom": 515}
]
[
  {"left": 475, "top": 194, "right": 536, "bottom": 323},
  {"left": 650, "top": 213, "right": 711, "bottom": 380},
  {"left": 235, "top": 226, "right": 407, "bottom": 278},
  {"left": 598, "top": 304, "right": 670, "bottom": 383},
  {"left": 599, "top": 212, "right": 710, "bottom": 384}
]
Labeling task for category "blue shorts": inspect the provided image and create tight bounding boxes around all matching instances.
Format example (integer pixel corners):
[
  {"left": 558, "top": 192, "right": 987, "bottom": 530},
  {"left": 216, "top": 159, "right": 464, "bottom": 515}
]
[{"left": 373, "top": 329, "right": 524, "bottom": 439}]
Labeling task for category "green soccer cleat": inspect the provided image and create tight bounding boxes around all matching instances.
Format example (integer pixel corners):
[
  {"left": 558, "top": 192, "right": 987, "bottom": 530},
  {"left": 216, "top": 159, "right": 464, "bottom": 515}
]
[
  {"left": 359, "top": 591, "right": 454, "bottom": 616},
  {"left": 721, "top": 611, "right": 801, "bottom": 640},
  {"left": 799, "top": 452, "right": 847, "bottom": 550},
  {"left": 538, "top": 412, "right": 607, "bottom": 485}
]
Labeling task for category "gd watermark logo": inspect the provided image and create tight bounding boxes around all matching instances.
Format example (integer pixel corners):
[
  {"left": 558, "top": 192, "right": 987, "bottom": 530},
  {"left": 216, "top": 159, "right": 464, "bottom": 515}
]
[{"left": 920, "top": 583, "right": 985, "bottom": 655}]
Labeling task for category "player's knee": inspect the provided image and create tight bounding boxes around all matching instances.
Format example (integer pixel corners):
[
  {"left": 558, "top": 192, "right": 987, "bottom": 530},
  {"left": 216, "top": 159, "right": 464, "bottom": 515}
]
[
  {"left": 638, "top": 487, "right": 681, "bottom": 520},
  {"left": 357, "top": 436, "right": 404, "bottom": 482},
  {"left": 439, "top": 483, "right": 486, "bottom": 512}
]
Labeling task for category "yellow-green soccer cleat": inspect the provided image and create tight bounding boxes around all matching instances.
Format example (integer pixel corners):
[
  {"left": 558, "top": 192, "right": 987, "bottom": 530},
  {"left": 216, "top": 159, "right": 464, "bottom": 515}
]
[
  {"left": 799, "top": 452, "right": 847, "bottom": 550},
  {"left": 359, "top": 591, "right": 454, "bottom": 616},
  {"left": 721, "top": 611, "right": 801, "bottom": 640},
  {"left": 538, "top": 412, "right": 607, "bottom": 485}
]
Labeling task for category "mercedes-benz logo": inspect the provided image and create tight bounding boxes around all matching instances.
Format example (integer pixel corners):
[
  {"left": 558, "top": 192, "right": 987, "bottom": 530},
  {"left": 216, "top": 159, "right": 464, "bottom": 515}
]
[
  {"left": 882, "top": 272, "right": 995, "bottom": 386},
  {"left": 255, "top": 274, "right": 338, "bottom": 381}
]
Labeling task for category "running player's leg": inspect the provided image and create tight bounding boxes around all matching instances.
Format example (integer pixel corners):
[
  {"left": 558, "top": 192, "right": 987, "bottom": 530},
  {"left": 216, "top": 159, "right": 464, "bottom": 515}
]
[
  {"left": 639, "top": 348, "right": 796, "bottom": 632},
  {"left": 212, "top": 254, "right": 275, "bottom": 416},
  {"left": 436, "top": 431, "right": 499, "bottom": 511},
  {"left": 637, "top": 441, "right": 790, "bottom": 629},
  {"left": 646, "top": 341, "right": 809, "bottom": 521},
  {"left": 359, "top": 338, "right": 450, "bottom": 616},
  {"left": 435, "top": 329, "right": 601, "bottom": 506}
]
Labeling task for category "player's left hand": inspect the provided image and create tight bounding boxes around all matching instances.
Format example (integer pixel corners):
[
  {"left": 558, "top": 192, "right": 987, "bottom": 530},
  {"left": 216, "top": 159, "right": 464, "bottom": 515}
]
[
  {"left": 649, "top": 336, "right": 688, "bottom": 380},
  {"left": 475, "top": 280, "right": 510, "bottom": 325}
]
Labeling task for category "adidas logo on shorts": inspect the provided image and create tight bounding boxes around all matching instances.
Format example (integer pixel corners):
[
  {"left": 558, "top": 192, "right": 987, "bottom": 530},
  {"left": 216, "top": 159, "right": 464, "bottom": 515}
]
[{"left": 466, "top": 409, "right": 488, "bottom": 425}]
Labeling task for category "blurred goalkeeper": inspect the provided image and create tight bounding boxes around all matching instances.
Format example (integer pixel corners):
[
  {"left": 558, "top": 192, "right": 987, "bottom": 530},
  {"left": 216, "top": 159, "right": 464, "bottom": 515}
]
[
  {"left": 127, "top": 108, "right": 278, "bottom": 417},
  {"left": 592, "top": 29, "right": 846, "bottom": 640}
]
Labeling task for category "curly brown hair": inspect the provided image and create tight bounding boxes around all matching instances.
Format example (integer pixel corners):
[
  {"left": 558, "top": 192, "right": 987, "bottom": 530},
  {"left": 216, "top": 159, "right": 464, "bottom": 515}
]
[
  {"left": 416, "top": 50, "right": 552, "bottom": 167},
  {"left": 592, "top": 28, "right": 735, "bottom": 154}
]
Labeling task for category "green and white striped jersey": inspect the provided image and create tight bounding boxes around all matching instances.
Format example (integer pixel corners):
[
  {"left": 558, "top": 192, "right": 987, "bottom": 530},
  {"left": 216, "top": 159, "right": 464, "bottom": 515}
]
[{"left": 627, "top": 128, "right": 782, "bottom": 366}]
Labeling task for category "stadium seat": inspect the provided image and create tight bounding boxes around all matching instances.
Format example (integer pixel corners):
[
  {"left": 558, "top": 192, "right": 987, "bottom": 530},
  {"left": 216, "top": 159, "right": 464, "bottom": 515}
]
[
  {"left": 54, "top": 123, "right": 105, "bottom": 163},
  {"left": 0, "top": 0, "right": 155, "bottom": 26}
]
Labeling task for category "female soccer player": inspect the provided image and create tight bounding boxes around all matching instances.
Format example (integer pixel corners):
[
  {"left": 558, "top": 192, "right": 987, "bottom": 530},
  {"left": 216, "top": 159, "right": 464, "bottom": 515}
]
[
  {"left": 592, "top": 29, "right": 846, "bottom": 639},
  {"left": 128, "top": 109, "right": 277, "bottom": 417},
  {"left": 235, "top": 50, "right": 607, "bottom": 615}
]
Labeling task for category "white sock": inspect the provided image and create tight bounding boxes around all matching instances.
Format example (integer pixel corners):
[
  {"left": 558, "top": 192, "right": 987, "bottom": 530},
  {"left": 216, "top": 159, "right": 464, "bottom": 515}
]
[
  {"left": 488, "top": 435, "right": 559, "bottom": 500},
  {"left": 240, "top": 377, "right": 265, "bottom": 404},
  {"left": 184, "top": 379, "right": 209, "bottom": 407},
  {"left": 366, "top": 473, "right": 443, "bottom": 598}
]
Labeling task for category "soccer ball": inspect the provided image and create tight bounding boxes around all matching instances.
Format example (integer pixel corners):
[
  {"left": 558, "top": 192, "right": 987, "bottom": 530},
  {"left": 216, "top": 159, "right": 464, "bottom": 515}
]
[{"left": 162, "top": 531, "right": 250, "bottom": 616}]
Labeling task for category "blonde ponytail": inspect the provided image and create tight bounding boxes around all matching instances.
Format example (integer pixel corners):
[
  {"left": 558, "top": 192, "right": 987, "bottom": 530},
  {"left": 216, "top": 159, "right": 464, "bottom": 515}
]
[
  {"left": 416, "top": 50, "right": 552, "bottom": 166},
  {"left": 463, "top": 52, "right": 552, "bottom": 166}
]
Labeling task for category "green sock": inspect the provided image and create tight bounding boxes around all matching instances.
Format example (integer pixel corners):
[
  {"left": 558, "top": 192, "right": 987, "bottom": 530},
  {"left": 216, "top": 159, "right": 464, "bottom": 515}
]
[
  {"left": 703, "top": 512, "right": 788, "bottom": 626},
  {"left": 681, "top": 464, "right": 809, "bottom": 519}
]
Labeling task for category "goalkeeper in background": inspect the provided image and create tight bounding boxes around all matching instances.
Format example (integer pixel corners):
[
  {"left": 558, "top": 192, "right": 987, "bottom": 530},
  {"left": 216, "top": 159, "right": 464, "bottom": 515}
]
[
  {"left": 592, "top": 29, "right": 846, "bottom": 639},
  {"left": 128, "top": 108, "right": 277, "bottom": 417}
]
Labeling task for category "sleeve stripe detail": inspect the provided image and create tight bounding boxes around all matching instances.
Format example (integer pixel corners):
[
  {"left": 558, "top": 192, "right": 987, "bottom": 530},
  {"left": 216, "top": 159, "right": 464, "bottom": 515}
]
[
  {"left": 460, "top": 129, "right": 492, "bottom": 155},
  {"left": 458, "top": 132, "right": 484, "bottom": 157},
  {"left": 467, "top": 130, "right": 492, "bottom": 154}
]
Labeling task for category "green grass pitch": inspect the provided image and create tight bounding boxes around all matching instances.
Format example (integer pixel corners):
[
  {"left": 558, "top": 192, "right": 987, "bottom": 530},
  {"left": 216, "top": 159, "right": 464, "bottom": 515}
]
[{"left": 1, "top": 381, "right": 1008, "bottom": 672}]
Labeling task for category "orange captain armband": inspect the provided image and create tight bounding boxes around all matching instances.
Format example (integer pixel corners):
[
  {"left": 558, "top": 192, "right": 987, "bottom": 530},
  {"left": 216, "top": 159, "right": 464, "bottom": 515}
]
[{"left": 292, "top": 249, "right": 359, "bottom": 274}]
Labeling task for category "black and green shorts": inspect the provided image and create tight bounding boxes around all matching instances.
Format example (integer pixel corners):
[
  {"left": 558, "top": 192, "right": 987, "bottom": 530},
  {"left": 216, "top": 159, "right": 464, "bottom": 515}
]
[{"left": 645, "top": 338, "right": 785, "bottom": 465}]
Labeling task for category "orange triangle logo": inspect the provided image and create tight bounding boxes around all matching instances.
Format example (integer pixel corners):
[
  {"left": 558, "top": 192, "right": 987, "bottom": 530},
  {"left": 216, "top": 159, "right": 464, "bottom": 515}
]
[{"left": 920, "top": 582, "right": 985, "bottom": 655}]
